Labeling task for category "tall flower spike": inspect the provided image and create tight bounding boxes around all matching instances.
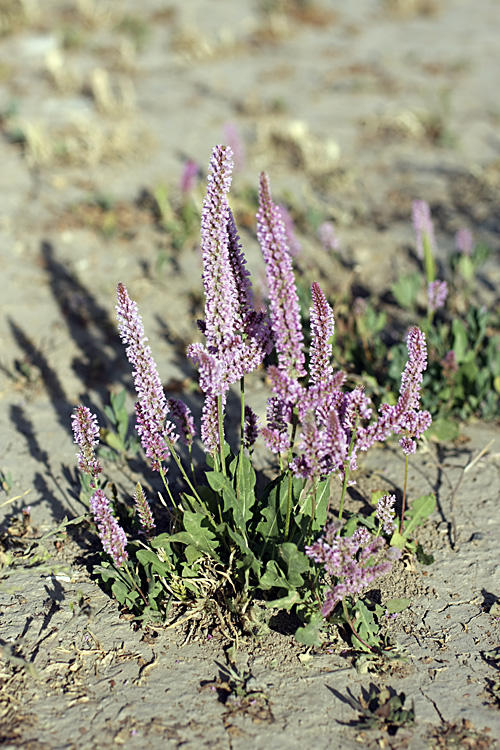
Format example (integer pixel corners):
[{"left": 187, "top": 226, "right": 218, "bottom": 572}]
[
  {"left": 412, "top": 199, "right": 435, "bottom": 261},
  {"left": 309, "top": 282, "right": 335, "bottom": 387},
  {"left": 116, "top": 283, "right": 178, "bottom": 470},
  {"left": 72, "top": 405, "right": 102, "bottom": 484},
  {"left": 257, "top": 172, "right": 306, "bottom": 377},
  {"left": 200, "top": 145, "right": 238, "bottom": 349},
  {"left": 427, "top": 280, "right": 448, "bottom": 312},
  {"left": 133, "top": 482, "right": 156, "bottom": 536},
  {"left": 227, "top": 206, "right": 254, "bottom": 331},
  {"left": 90, "top": 489, "right": 128, "bottom": 567}
]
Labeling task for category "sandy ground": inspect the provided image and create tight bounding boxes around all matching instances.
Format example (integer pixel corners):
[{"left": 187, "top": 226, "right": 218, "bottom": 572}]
[{"left": 1, "top": 0, "right": 500, "bottom": 747}]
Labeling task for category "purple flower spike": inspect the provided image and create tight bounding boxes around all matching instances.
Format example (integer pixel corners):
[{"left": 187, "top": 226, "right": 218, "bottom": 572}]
[
  {"left": 201, "top": 393, "right": 224, "bottom": 454},
  {"left": 455, "top": 227, "right": 473, "bottom": 256},
  {"left": 72, "top": 405, "right": 102, "bottom": 484},
  {"left": 318, "top": 221, "right": 339, "bottom": 252},
  {"left": 168, "top": 398, "right": 196, "bottom": 447},
  {"left": 309, "top": 282, "right": 335, "bottom": 387},
  {"left": 180, "top": 159, "right": 199, "bottom": 195},
  {"left": 400, "top": 326, "right": 428, "bottom": 410},
  {"left": 376, "top": 494, "right": 396, "bottom": 535},
  {"left": 243, "top": 405, "right": 260, "bottom": 451},
  {"left": 278, "top": 204, "right": 302, "bottom": 257},
  {"left": 412, "top": 199, "right": 435, "bottom": 260},
  {"left": 90, "top": 489, "right": 128, "bottom": 567},
  {"left": 200, "top": 145, "right": 238, "bottom": 349},
  {"left": 133, "top": 482, "right": 156, "bottom": 535},
  {"left": 427, "top": 280, "right": 448, "bottom": 312},
  {"left": 306, "top": 523, "right": 401, "bottom": 617},
  {"left": 116, "top": 283, "right": 178, "bottom": 471},
  {"left": 257, "top": 171, "right": 306, "bottom": 377}
]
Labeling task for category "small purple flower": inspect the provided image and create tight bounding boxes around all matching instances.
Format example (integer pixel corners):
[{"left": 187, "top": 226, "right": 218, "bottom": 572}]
[
  {"left": 72, "top": 405, "right": 102, "bottom": 483},
  {"left": 116, "top": 283, "right": 178, "bottom": 471},
  {"left": 427, "top": 280, "right": 448, "bottom": 312},
  {"left": 455, "top": 227, "right": 473, "bottom": 256},
  {"left": 180, "top": 159, "right": 199, "bottom": 195},
  {"left": 90, "top": 489, "right": 128, "bottom": 567},
  {"left": 317, "top": 221, "right": 339, "bottom": 252},
  {"left": 257, "top": 171, "right": 306, "bottom": 378},
  {"left": 375, "top": 494, "right": 397, "bottom": 535},
  {"left": 306, "top": 522, "right": 401, "bottom": 617},
  {"left": 412, "top": 199, "right": 435, "bottom": 260},
  {"left": 133, "top": 482, "right": 156, "bottom": 535}
]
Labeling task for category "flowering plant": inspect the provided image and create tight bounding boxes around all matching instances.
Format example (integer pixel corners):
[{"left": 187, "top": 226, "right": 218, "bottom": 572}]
[{"left": 72, "top": 146, "right": 434, "bottom": 650}]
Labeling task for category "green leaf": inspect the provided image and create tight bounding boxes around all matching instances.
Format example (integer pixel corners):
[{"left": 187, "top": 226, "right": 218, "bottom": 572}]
[
  {"left": 452, "top": 319, "right": 468, "bottom": 362},
  {"left": 385, "top": 598, "right": 410, "bottom": 614},
  {"left": 256, "top": 473, "right": 289, "bottom": 541},
  {"left": 353, "top": 600, "right": 379, "bottom": 650},
  {"left": 229, "top": 453, "right": 257, "bottom": 525},
  {"left": 403, "top": 493, "right": 436, "bottom": 538},
  {"left": 415, "top": 542, "right": 434, "bottom": 565},
  {"left": 168, "top": 511, "right": 220, "bottom": 561},
  {"left": 279, "top": 543, "right": 310, "bottom": 587},
  {"left": 296, "top": 479, "right": 330, "bottom": 533},
  {"left": 389, "top": 530, "right": 407, "bottom": 549},
  {"left": 135, "top": 549, "right": 171, "bottom": 575},
  {"left": 426, "top": 417, "right": 460, "bottom": 443},
  {"left": 295, "top": 619, "right": 323, "bottom": 647},
  {"left": 101, "top": 429, "right": 125, "bottom": 453},
  {"left": 259, "top": 559, "right": 292, "bottom": 591},
  {"left": 264, "top": 590, "right": 301, "bottom": 610},
  {"left": 111, "top": 389, "right": 126, "bottom": 414},
  {"left": 391, "top": 272, "right": 421, "bottom": 311}
]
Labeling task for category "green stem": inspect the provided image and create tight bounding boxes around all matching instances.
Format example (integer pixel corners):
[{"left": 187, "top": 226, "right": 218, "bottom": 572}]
[
  {"left": 237, "top": 377, "right": 245, "bottom": 501},
  {"left": 283, "top": 408, "right": 299, "bottom": 541},
  {"left": 284, "top": 470, "right": 294, "bottom": 542},
  {"left": 159, "top": 465, "right": 178, "bottom": 512},
  {"left": 338, "top": 417, "right": 358, "bottom": 521},
  {"left": 423, "top": 234, "right": 435, "bottom": 284},
  {"left": 218, "top": 394, "right": 227, "bottom": 478},
  {"left": 123, "top": 565, "right": 148, "bottom": 608},
  {"left": 163, "top": 442, "right": 207, "bottom": 515},
  {"left": 400, "top": 453, "right": 409, "bottom": 534},
  {"left": 341, "top": 599, "right": 380, "bottom": 654}
]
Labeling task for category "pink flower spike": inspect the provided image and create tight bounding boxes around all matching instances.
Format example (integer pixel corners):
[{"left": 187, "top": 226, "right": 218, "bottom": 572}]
[
  {"left": 309, "top": 282, "right": 335, "bottom": 387},
  {"left": 116, "top": 283, "right": 178, "bottom": 471},
  {"left": 71, "top": 405, "right": 102, "bottom": 483},
  {"left": 412, "top": 200, "right": 435, "bottom": 260},
  {"left": 427, "top": 280, "right": 448, "bottom": 312},
  {"left": 257, "top": 171, "right": 306, "bottom": 378},
  {"left": 200, "top": 145, "right": 238, "bottom": 349},
  {"left": 90, "top": 489, "right": 128, "bottom": 567}
]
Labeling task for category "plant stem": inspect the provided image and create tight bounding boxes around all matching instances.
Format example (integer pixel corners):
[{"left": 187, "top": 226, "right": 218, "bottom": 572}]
[
  {"left": 159, "top": 466, "right": 178, "bottom": 511},
  {"left": 218, "top": 394, "right": 227, "bottom": 478},
  {"left": 237, "top": 377, "right": 245, "bottom": 501},
  {"left": 338, "top": 417, "right": 358, "bottom": 521},
  {"left": 342, "top": 599, "right": 380, "bottom": 654},
  {"left": 164, "top": 441, "right": 205, "bottom": 510},
  {"left": 400, "top": 453, "right": 409, "bottom": 534},
  {"left": 284, "top": 470, "right": 293, "bottom": 542},
  {"left": 284, "top": 408, "right": 299, "bottom": 541}
]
